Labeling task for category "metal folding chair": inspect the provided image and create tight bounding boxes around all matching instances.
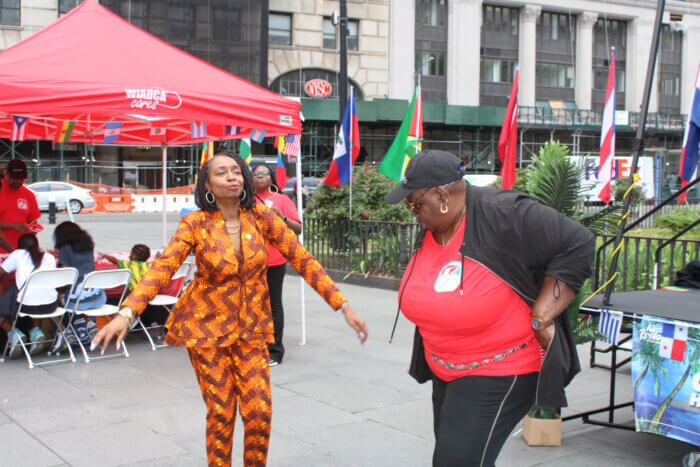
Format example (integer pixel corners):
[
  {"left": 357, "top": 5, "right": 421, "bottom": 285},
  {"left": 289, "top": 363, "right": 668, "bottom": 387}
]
[
  {"left": 138, "top": 261, "right": 192, "bottom": 350},
  {"left": 1, "top": 267, "right": 79, "bottom": 369},
  {"left": 69, "top": 269, "right": 132, "bottom": 363}
]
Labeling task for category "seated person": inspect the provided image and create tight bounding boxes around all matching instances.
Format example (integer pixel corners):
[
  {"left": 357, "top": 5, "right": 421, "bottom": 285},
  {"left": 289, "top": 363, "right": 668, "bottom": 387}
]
[
  {"left": 0, "top": 234, "right": 58, "bottom": 357},
  {"left": 99, "top": 244, "right": 151, "bottom": 291}
]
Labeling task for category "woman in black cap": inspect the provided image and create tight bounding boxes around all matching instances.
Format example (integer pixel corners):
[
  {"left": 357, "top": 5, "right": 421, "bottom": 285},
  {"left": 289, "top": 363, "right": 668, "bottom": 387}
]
[{"left": 385, "top": 149, "right": 594, "bottom": 466}]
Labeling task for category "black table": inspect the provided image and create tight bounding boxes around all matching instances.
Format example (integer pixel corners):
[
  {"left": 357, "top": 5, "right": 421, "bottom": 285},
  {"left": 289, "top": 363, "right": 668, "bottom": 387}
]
[{"left": 565, "top": 289, "right": 700, "bottom": 430}]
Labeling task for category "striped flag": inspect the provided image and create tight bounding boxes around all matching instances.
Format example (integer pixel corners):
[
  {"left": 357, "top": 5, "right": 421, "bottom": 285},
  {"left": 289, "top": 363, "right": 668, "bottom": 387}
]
[
  {"left": 103, "top": 121, "right": 122, "bottom": 144},
  {"left": 225, "top": 125, "right": 241, "bottom": 136},
  {"left": 598, "top": 309, "right": 623, "bottom": 345},
  {"left": 240, "top": 138, "right": 252, "bottom": 164},
  {"left": 597, "top": 48, "right": 616, "bottom": 204},
  {"left": 11, "top": 116, "right": 29, "bottom": 141},
  {"left": 55, "top": 120, "right": 75, "bottom": 143},
  {"left": 201, "top": 141, "right": 214, "bottom": 166},
  {"left": 284, "top": 134, "right": 301, "bottom": 157},
  {"left": 679, "top": 64, "right": 700, "bottom": 204},
  {"left": 498, "top": 68, "right": 519, "bottom": 189},
  {"left": 190, "top": 121, "right": 207, "bottom": 139},
  {"left": 250, "top": 129, "right": 266, "bottom": 143}
]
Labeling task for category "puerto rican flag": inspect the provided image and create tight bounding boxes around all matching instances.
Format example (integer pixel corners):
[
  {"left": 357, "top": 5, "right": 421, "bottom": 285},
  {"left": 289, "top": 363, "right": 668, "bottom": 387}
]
[
  {"left": 597, "top": 48, "right": 616, "bottom": 204},
  {"left": 659, "top": 321, "right": 688, "bottom": 361},
  {"left": 225, "top": 125, "right": 241, "bottom": 136},
  {"left": 679, "top": 64, "right": 700, "bottom": 204},
  {"left": 11, "top": 116, "right": 29, "bottom": 141},
  {"left": 323, "top": 87, "right": 360, "bottom": 186},
  {"left": 190, "top": 121, "right": 207, "bottom": 139},
  {"left": 250, "top": 129, "right": 266, "bottom": 143},
  {"left": 103, "top": 121, "right": 122, "bottom": 144}
]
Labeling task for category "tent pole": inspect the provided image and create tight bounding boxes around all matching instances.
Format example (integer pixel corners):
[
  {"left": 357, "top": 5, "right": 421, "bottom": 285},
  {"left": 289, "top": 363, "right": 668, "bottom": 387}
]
[
  {"left": 296, "top": 141, "right": 306, "bottom": 346},
  {"left": 162, "top": 144, "right": 168, "bottom": 247}
]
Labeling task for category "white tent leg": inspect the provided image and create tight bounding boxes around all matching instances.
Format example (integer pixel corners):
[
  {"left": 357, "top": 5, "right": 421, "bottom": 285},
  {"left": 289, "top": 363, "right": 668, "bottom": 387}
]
[
  {"left": 296, "top": 149, "right": 306, "bottom": 346},
  {"left": 162, "top": 144, "right": 167, "bottom": 247}
]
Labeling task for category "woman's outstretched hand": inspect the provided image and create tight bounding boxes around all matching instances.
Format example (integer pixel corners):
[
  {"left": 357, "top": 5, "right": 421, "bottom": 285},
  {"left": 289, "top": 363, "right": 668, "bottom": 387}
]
[
  {"left": 90, "top": 314, "right": 129, "bottom": 354},
  {"left": 341, "top": 303, "right": 368, "bottom": 344}
]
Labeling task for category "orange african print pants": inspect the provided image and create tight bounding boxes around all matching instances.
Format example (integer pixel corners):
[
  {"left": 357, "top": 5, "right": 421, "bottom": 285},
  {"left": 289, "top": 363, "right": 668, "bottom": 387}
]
[{"left": 188, "top": 341, "right": 272, "bottom": 467}]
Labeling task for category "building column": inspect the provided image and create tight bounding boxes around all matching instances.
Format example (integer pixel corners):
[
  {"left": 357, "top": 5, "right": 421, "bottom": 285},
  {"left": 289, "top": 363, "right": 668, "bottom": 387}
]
[
  {"left": 447, "top": 0, "right": 482, "bottom": 106},
  {"left": 680, "top": 23, "right": 697, "bottom": 115},
  {"left": 519, "top": 5, "right": 541, "bottom": 107},
  {"left": 389, "top": 0, "right": 415, "bottom": 100},
  {"left": 575, "top": 12, "right": 597, "bottom": 110},
  {"left": 627, "top": 17, "right": 659, "bottom": 113}
]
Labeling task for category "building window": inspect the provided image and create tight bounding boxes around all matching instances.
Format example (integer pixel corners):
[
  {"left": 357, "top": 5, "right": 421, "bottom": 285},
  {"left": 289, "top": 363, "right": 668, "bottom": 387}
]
[
  {"left": 480, "top": 58, "right": 516, "bottom": 83},
  {"left": 214, "top": 8, "right": 241, "bottom": 42},
  {"left": 593, "top": 67, "right": 626, "bottom": 93},
  {"left": 167, "top": 4, "right": 194, "bottom": 45},
  {"left": 115, "top": 0, "right": 146, "bottom": 29},
  {"left": 659, "top": 72, "right": 679, "bottom": 96},
  {"left": 269, "top": 12, "right": 292, "bottom": 46},
  {"left": 482, "top": 5, "right": 517, "bottom": 36},
  {"left": 270, "top": 68, "right": 364, "bottom": 100},
  {"left": 417, "top": 0, "right": 446, "bottom": 27},
  {"left": 416, "top": 50, "right": 445, "bottom": 76},
  {"left": 1, "top": 0, "right": 20, "bottom": 26},
  {"left": 537, "top": 63, "right": 574, "bottom": 88},
  {"left": 347, "top": 19, "right": 358, "bottom": 51},
  {"left": 323, "top": 17, "right": 336, "bottom": 49},
  {"left": 658, "top": 24, "right": 682, "bottom": 113},
  {"left": 661, "top": 24, "right": 682, "bottom": 53},
  {"left": 59, "top": 0, "right": 82, "bottom": 15}
]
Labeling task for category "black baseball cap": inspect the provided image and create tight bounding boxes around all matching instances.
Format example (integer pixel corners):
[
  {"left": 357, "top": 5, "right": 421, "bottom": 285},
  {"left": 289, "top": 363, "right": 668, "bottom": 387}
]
[
  {"left": 384, "top": 150, "right": 465, "bottom": 204},
  {"left": 5, "top": 158, "right": 27, "bottom": 179}
]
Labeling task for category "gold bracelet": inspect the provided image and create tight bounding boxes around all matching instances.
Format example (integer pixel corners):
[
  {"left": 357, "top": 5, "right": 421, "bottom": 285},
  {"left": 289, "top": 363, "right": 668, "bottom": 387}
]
[{"left": 117, "top": 307, "right": 135, "bottom": 327}]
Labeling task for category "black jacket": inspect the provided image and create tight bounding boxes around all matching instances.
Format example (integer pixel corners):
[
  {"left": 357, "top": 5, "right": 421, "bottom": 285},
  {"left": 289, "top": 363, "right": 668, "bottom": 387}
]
[{"left": 405, "top": 185, "right": 595, "bottom": 408}]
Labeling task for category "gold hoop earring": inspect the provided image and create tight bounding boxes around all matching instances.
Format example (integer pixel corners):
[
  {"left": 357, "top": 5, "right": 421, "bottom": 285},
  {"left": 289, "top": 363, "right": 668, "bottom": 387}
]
[
  {"left": 440, "top": 203, "right": 449, "bottom": 214},
  {"left": 269, "top": 185, "right": 279, "bottom": 193}
]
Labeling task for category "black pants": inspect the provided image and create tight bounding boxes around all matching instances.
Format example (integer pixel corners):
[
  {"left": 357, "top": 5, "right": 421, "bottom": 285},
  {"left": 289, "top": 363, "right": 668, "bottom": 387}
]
[
  {"left": 432, "top": 372, "right": 538, "bottom": 467},
  {"left": 266, "top": 264, "right": 286, "bottom": 362}
]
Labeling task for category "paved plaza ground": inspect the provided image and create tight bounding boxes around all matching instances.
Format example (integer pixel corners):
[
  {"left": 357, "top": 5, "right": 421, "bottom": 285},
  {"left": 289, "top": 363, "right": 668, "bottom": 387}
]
[{"left": 0, "top": 212, "right": 695, "bottom": 466}]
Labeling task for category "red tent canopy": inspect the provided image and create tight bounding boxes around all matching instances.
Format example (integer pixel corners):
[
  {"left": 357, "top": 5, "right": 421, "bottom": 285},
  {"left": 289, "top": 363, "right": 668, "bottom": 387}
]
[{"left": 0, "top": 0, "right": 301, "bottom": 145}]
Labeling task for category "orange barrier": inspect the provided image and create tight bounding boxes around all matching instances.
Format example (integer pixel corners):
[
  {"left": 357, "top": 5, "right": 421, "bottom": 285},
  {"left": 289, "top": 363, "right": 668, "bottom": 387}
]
[
  {"left": 71, "top": 180, "right": 194, "bottom": 196},
  {"left": 92, "top": 194, "right": 134, "bottom": 212}
]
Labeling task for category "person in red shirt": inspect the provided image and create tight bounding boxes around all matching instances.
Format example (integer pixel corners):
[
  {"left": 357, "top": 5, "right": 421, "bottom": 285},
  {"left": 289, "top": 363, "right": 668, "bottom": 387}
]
[
  {"left": 252, "top": 164, "right": 302, "bottom": 366},
  {"left": 385, "top": 150, "right": 592, "bottom": 467},
  {"left": 0, "top": 159, "right": 40, "bottom": 254}
]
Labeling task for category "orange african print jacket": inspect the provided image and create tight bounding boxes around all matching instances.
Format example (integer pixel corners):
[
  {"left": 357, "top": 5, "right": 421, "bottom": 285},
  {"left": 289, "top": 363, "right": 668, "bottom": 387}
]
[{"left": 121, "top": 205, "right": 346, "bottom": 347}]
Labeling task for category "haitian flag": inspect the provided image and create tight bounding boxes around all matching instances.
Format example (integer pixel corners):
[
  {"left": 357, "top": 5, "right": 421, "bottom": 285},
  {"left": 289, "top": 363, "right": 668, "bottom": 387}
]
[
  {"left": 679, "top": 64, "right": 700, "bottom": 204},
  {"left": 103, "top": 121, "right": 122, "bottom": 143},
  {"left": 323, "top": 88, "right": 360, "bottom": 186}
]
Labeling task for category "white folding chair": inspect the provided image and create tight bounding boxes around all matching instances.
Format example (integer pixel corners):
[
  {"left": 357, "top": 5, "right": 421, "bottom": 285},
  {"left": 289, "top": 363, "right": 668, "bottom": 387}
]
[
  {"left": 1, "top": 268, "right": 79, "bottom": 369},
  {"left": 137, "top": 262, "right": 192, "bottom": 351},
  {"left": 69, "top": 269, "right": 132, "bottom": 363}
]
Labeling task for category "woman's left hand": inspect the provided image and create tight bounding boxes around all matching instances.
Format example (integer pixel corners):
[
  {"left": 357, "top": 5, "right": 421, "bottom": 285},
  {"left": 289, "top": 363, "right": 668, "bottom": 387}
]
[
  {"left": 271, "top": 207, "right": 284, "bottom": 218},
  {"left": 341, "top": 303, "right": 368, "bottom": 344},
  {"left": 534, "top": 325, "right": 555, "bottom": 352}
]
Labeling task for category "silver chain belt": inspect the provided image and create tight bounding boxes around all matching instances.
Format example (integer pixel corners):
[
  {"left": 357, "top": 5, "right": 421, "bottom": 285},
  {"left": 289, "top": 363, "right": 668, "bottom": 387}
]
[{"left": 430, "top": 342, "right": 529, "bottom": 370}]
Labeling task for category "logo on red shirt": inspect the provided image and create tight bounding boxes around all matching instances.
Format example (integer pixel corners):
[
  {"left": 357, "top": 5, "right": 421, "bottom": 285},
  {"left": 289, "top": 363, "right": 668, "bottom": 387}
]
[
  {"left": 17, "top": 198, "right": 28, "bottom": 210},
  {"left": 434, "top": 261, "right": 462, "bottom": 293}
]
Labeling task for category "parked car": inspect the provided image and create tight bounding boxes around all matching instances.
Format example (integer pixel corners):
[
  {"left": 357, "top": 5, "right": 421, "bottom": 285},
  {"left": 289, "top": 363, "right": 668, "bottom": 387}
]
[
  {"left": 282, "top": 177, "right": 322, "bottom": 202},
  {"left": 26, "top": 181, "right": 96, "bottom": 214}
]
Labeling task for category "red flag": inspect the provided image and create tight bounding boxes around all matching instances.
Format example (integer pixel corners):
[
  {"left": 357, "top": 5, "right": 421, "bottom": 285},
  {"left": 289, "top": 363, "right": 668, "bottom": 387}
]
[
  {"left": 498, "top": 69, "right": 519, "bottom": 189},
  {"left": 597, "top": 48, "right": 616, "bottom": 204}
]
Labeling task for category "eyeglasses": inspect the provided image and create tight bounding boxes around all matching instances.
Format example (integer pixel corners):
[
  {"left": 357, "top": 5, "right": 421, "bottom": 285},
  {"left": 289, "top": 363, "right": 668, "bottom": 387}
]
[
  {"left": 404, "top": 188, "right": 431, "bottom": 215},
  {"left": 253, "top": 171, "right": 271, "bottom": 178}
]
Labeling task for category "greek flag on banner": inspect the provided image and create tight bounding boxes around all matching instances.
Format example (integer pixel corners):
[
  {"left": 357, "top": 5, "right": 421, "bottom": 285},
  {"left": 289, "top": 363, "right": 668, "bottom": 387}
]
[{"left": 598, "top": 309, "right": 624, "bottom": 345}]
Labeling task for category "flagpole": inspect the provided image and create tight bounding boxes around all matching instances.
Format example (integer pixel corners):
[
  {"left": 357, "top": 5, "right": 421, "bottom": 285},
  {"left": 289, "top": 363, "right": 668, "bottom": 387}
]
[
  {"left": 295, "top": 138, "right": 307, "bottom": 346},
  {"left": 348, "top": 86, "right": 354, "bottom": 219},
  {"left": 161, "top": 144, "right": 168, "bottom": 247}
]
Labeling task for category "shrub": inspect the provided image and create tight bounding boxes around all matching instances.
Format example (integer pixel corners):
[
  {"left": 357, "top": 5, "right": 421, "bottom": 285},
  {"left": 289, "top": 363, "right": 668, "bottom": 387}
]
[
  {"left": 490, "top": 168, "right": 531, "bottom": 193},
  {"left": 654, "top": 208, "right": 700, "bottom": 234},
  {"left": 612, "top": 177, "right": 645, "bottom": 204}
]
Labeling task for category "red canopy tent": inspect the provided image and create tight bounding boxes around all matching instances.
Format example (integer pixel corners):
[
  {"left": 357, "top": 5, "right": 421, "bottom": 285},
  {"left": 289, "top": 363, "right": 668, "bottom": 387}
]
[{"left": 0, "top": 0, "right": 302, "bottom": 243}]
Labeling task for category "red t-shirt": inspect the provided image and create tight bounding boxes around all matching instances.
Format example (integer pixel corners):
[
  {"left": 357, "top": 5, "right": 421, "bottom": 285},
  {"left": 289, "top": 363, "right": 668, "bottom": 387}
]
[
  {"left": 0, "top": 181, "right": 40, "bottom": 254},
  {"left": 256, "top": 191, "right": 301, "bottom": 267},
  {"left": 398, "top": 215, "right": 541, "bottom": 381}
]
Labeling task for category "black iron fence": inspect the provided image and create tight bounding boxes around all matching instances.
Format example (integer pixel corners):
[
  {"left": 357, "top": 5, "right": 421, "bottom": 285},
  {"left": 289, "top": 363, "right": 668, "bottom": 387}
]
[{"left": 304, "top": 218, "right": 700, "bottom": 292}]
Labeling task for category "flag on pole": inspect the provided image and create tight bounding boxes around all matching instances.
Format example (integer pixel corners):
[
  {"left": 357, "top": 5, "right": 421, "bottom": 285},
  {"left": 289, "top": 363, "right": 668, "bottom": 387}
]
[
  {"left": 498, "top": 69, "right": 519, "bottom": 189},
  {"left": 324, "top": 88, "right": 360, "bottom": 186},
  {"left": 284, "top": 134, "right": 301, "bottom": 157},
  {"left": 225, "top": 125, "right": 241, "bottom": 136},
  {"left": 659, "top": 321, "right": 688, "bottom": 361},
  {"left": 200, "top": 141, "right": 214, "bottom": 166},
  {"left": 679, "top": 64, "right": 700, "bottom": 204},
  {"left": 150, "top": 125, "right": 167, "bottom": 142},
  {"left": 378, "top": 85, "right": 422, "bottom": 183},
  {"left": 55, "top": 120, "right": 75, "bottom": 143},
  {"left": 240, "top": 138, "right": 252, "bottom": 164},
  {"left": 190, "top": 121, "right": 207, "bottom": 139},
  {"left": 11, "top": 116, "right": 29, "bottom": 141},
  {"left": 598, "top": 309, "right": 623, "bottom": 345},
  {"left": 276, "top": 149, "right": 291, "bottom": 188},
  {"left": 273, "top": 135, "right": 285, "bottom": 151},
  {"left": 597, "top": 48, "right": 616, "bottom": 204},
  {"left": 250, "top": 129, "right": 266, "bottom": 143},
  {"left": 103, "top": 121, "right": 122, "bottom": 144}
]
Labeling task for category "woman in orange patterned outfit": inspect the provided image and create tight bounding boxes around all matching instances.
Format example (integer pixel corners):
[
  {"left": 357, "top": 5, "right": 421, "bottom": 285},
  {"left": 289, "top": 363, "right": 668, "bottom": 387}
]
[{"left": 92, "top": 151, "right": 368, "bottom": 467}]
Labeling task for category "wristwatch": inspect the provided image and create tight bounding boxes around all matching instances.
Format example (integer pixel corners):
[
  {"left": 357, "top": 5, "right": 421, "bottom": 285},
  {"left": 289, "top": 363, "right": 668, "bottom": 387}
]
[{"left": 530, "top": 316, "right": 552, "bottom": 330}]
